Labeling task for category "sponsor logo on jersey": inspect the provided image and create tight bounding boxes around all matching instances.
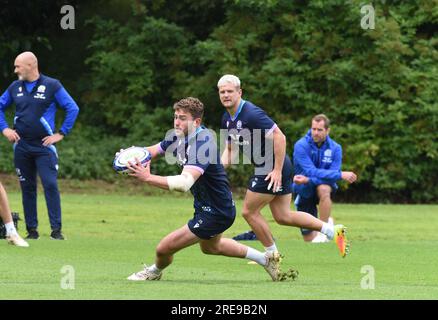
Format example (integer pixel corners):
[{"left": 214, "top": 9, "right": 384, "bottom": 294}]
[{"left": 34, "top": 93, "right": 46, "bottom": 100}]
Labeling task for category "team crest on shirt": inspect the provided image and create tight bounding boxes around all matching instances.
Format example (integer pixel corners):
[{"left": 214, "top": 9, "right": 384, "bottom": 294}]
[
  {"left": 17, "top": 87, "right": 23, "bottom": 97},
  {"left": 33, "top": 85, "right": 46, "bottom": 99},
  {"left": 322, "top": 149, "right": 333, "bottom": 163},
  {"left": 237, "top": 120, "right": 242, "bottom": 130}
]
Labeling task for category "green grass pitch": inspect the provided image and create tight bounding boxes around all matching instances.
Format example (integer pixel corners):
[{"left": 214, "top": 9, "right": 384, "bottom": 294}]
[{"left": 1, "top": 192, "right": 437, "bottom": 300}]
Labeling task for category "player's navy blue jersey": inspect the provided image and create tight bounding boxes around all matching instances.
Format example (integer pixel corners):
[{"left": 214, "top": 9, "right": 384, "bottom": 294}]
[
  {"left": 159, "top": 126, "right": 235, "bottom": 218},
  {"left": 221, "top": 99, "right": 278, "bottom": 171},
  {"left": 0, "top": 74, "right": 79, "bottom": 144}
]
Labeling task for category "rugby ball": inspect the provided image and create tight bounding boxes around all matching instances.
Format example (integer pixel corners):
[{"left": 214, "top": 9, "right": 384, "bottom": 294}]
[{"left": 113, "top": 146, "right": 151, "bottom": 174}]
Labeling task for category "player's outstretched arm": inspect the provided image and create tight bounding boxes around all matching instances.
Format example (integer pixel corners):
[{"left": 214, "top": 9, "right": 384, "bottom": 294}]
[
  {"left": 147, "top": 143, "right": 164, "bottom": 159},
  {"left": 127, "top": 160, "right": 201, "bottom": 192},
  {"left": 167, "top": 168, "right": 201, "bottom": 192}
]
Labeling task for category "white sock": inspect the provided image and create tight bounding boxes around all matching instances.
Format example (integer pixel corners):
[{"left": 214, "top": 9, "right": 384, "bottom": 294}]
[
  {"left": 328, "top": 217, "right": 334, "bottom": 226},
  {"left": 148, "top": 264, "right": 162, "bottom": 275},
  {"left": 321, "top": 222, "right": 334, "bottom": 240},
  {"left": 5, "top": 222, "right": 17, "bottom": 236},
  {"left": 245, "top": 247, "right": 267, "bottom": 266},
  {"left": 264, "top": 244, "right": 278, "bottom": 253}
]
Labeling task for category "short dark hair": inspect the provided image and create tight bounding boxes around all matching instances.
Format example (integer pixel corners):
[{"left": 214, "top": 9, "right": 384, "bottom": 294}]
[
  {"left": 312, "top": 114, "right": 330, "bottom": 129},
  {"left": 173, "top": 97, "right": 204, "bottom": 120}
]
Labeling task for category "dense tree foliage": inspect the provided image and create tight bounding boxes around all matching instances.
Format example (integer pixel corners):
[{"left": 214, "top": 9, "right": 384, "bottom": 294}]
[{"left": 0, "top": 0, "right": 436, "bottom": 202}]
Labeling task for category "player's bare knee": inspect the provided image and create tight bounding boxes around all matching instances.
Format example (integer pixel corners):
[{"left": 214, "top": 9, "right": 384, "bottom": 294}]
[
  {"left": 156, "top": 243, "right": 172, "bottom": 257},
  {"left": 241, "top": 208, "right": 255, "bottom": 222},
  {"left": 200, "top": 244, "right": 220, "bottom": 255},
  {"left": 273, "top": 213, "right": 289, "bottom": 226},
  {"left": 317, "top": 186, "right": 331, "bottom": 200}
]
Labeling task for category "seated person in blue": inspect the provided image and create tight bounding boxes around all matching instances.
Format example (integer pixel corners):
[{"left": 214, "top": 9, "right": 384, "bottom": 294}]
[{"left": 293, "top": 114, "right": 357, "bottom": 243}]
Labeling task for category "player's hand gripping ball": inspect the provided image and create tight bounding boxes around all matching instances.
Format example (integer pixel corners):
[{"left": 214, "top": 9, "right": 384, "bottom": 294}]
[{"left": 113, "top": 146, "right": 151, "bottom": 174}]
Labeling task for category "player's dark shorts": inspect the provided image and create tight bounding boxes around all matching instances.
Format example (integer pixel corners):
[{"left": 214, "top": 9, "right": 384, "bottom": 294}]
[
  {"left": 187, "top": 208, "right": 236, "bottom": 240},
  {"left": 247, "top": 155, "right": 292, "bottom": 195},
  {"left": 294, "top": 188, "right": 336, "bottom": 236}
]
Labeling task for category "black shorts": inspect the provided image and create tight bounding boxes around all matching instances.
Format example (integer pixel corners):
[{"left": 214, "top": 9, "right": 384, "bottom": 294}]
[
  {"left": 294, "top": 194, "right": 319, "bottom": 236},
  {"left": 187, "top": 209, "right": 236, "bottom": 240},
  {"left": 247, "top": 155, "right": 292, "bottom": 195},
  {"left": 294, "top": 188, "right": 336, "bottom": 235}
]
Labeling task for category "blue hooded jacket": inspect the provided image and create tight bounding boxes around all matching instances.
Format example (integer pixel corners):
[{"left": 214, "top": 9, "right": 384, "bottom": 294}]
[{"left": 292, "top": 130, "right": 342, "bottom": 198}]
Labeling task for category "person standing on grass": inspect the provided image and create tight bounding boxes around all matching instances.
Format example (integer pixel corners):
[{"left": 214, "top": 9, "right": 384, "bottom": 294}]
[
  {"left": 0, "top": 51, "right": 79, "bottom": 240},
  {"left": 125, "top": 97, "right": 297, "bottom": 282}
]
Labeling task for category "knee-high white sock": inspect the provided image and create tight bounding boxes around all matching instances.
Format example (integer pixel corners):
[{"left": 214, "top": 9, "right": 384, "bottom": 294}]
[
  {"left": 5, "top": 222, "right": 17, "bottom": 236},
  {"left": 321, "top": 222, "right": 334, "bottom": 240},
  {"left": 245, "top": 247, "right": 267, "bottom": 266}
]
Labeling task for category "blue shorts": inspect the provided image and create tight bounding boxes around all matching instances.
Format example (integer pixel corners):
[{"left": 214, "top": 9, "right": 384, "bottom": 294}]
[
  {"left": 247, "top": 155, "right": 292, "bottom": 195},
  {"left": 187, "top": 210, "right": 236, "bottom": 240}
]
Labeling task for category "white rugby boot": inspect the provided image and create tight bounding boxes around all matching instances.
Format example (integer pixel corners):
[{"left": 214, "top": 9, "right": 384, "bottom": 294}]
[{"left": 127, "top": 265, "right": 162, "bottom": 281}]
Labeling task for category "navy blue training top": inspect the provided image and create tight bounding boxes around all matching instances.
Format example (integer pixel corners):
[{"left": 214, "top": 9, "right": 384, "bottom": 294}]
[
  {"left": 221, "top": 99, "right": 278, "bottom": 172},
  {"left": 0, "top": 74, "right": 79, "bottom": 144},
  {"left": 159, "top": 126, "right": 235, "bottom": 218}
]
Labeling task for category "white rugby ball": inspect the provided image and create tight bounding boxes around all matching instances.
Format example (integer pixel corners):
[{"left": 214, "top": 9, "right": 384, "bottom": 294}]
[{"left": 113, "top": 146, "right": 151, "bottom": 174}]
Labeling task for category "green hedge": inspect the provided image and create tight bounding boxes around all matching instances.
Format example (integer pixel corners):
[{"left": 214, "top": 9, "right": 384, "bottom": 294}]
[{"left": 0, "top": 0, "right": 436, "bottom": 203}]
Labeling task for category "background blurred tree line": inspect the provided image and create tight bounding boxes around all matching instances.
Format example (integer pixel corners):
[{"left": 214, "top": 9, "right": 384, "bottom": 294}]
[{"left": 0, "top": 0, "right": 437, "bottom": 203}]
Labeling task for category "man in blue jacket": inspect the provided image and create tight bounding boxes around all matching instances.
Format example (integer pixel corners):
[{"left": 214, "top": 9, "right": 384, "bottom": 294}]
[
  {"left": 293, "top": 114, "right": 357, "bottom": 242},
  {"left": 0, "top": 52, "right": 79, "bottom": 240}
]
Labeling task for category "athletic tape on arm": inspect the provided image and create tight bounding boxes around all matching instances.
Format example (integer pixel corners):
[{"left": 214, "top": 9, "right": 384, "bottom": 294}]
[{"left": 167, "top": 172, "right": 195, "bottom": 192}]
